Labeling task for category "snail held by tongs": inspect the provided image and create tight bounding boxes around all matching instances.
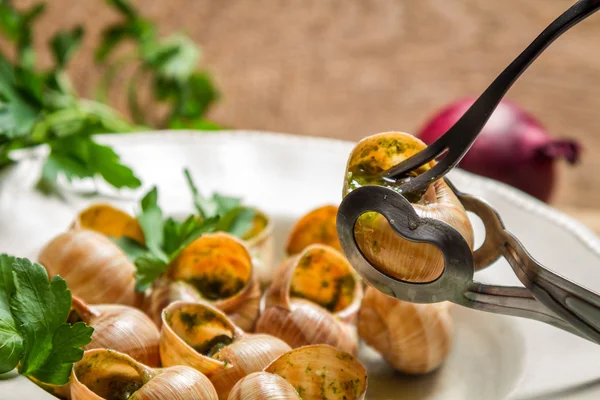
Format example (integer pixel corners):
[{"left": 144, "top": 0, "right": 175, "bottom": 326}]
[{"left": 337, "top": 0, "right": 600, "bottom": 358}]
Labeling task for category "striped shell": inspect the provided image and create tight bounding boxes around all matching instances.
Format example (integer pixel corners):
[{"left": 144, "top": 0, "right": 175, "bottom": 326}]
[
  {"left": 38, "top": 229, "right": 141, "bottom": 306},
  {"left": 70, "top": 349, "right": 218, "bottom": 400},
  {"left": 228, "top": 344, "right": 368, "bottom": 400},
  {"left": 71, "top": 296, "right": 160, "bottom": 367},
  {"left": 72, "top": 203, "right": 145, "bottom": 245},
  {"left": 255, "top": 244, "right": 362, "bottom": 354},
  {"left": 358, "top": 286, "right": 454, "bottom": 374},
  {"left": 160, "top": 301, "right": 291, "bottom": 400},
  {"left": 242, "top": 209, "right": 275, "bottom": 288}
]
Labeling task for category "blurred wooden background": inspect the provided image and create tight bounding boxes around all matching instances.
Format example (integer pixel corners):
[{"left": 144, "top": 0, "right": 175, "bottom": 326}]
[{"left": 8, "top": 0, "right": 600, "bottom": 231}]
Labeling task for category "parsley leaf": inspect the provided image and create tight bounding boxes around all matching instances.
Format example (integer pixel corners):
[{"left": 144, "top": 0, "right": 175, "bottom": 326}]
[
  {"left": 110, "top": 236, "right": 147, "bottom": 260},
  {"left": 97, "top": 0, "right": 220, "bottom": 129},
  {"left": 8, "top": 257, "right": 93, "bottom": 385},
  {"left": 38, "top": 136, "right": 142, "bottom": 192},
  {"left": 0, "top": 52, "right": 40, "bottom": 139},
  {"left": 0, "top": 3, "right": 143, "bottom": 196},
  {"left": 0, "top": 254, "right": 22, "bottom": 374},
  {"left": 216, "top": 207, "right": 256, "bottom": 238},
  {"left": 0, "top": 2, "right": 46, "bottom": 69},
  {"left": 213, "top": 193, "right": 241, "bottom": 216},
  {"left": 184, "top": 168, "right": 256, "bottom": 238},
  {"left": 161, "top": 214, "right": 218, "bottom": 259},
  {"left": 50, "top": 26, "right": 84, "bottom": 68},
  {"left": 162, "top": 215, "right": 196, "bottom": 256},
  {"left": 184, "top": 168, "right": 217, "bottom": 219},
  {"left": 88, "top": 139, "right": 141, "bottom": 189},
  {"left": 28, "top": 322, "right": 93, "bottom": 385},
  {"left": 169, "top": 215, "right": 218, "bottom": 259},
  {"left": 133, "top": 253, "right": 168, "bottom": 292},
  {"left": 112, "top": 186, "right": 219, "bottom": 291},
  {"left": 137, "top": 186, "right": 166, "bottom": 261}
]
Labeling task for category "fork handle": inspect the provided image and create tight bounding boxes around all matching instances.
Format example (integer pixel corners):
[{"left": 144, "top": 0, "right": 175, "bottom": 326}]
[
  {"left": 504, "top": 233, "right": 600, "bottom": 344},
  {"left": 384, "top": 0, "right": 600, "bottom": 192}
]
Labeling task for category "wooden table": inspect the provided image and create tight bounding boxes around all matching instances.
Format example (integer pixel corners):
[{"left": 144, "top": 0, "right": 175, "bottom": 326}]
[{"left": 8, "top": 0, "right": 600, "bottom": 233}]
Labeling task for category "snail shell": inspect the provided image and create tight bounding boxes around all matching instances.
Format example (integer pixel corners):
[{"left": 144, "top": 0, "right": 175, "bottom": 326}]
[
  {"left": 72, "top": 203, "right": 145, "bottom": 245},
  {"left": 160, "top": 301, "right": 291, "bottom": 400},
  {"left": 358, "top": 286, "right": 454, "bottom": 374},
  {"left": 70, "top": 348, "right": 218, "bottom": 400},
  {"left": 70, "top": 296, "right": 160, "bottom": 367},
  {"left": 242, "top": 209, "right": 274, "bottom": 288},
  {"left": 255, "top": 244, "right": 363, "bottom": 354},
  {"left": 285, "top": 205, "right": 341, "bottom": 255},
  {"left": 342, "top": 131, "right": 475, "bottom": 283},
  {"left": 38, "top": 229, "right": 142, "bottom": 307},
  {"left": 143, "top": 232, "right": 261, "bottom": 331},
  {"left": 228, "top": 344, "right": 368, "bottom": 400},
  {"left": 227, "top": 373, "right": 299, "bottom": 400},
  {"left": 142, "top": 279, "right": 204, "bottom": 327}
]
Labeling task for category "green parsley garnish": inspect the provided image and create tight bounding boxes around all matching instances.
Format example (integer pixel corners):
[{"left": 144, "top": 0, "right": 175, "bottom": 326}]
[
  {"left": 184, "top": 168, "right": 256, "bottom": 238},
  {"left": 96, "top": 0, "right": 220, "bottom": 129},
  {"left": 113, "top": 185, "right": 218, "bottom": 292},
  {"left": 0, "top": 2, "right": 143, "bottom": 195},
  {"left": 111, "top": 169, "right": 261, "bottom": 292},
  {"left": 0, "top": 254, "right": 94, "bottom": 385}
]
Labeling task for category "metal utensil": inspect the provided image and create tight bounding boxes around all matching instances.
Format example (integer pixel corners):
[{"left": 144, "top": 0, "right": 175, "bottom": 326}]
[
  {"left": 336, "top": 0, "right": 600, "bottom": 344},
  {"left": 337, "top": 182, "right": 600, "bottom": 344},
  {"left": 380, "top": 0, "right": 600, "bottom": 195}
]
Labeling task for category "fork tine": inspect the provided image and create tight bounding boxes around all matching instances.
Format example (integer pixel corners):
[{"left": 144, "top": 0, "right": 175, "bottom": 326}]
[
  {"left": 385, "top": 155, "right": 454, "bottom": 194},
  {"left": 380, "top": 138, "right": 447, "bottom": 180}
]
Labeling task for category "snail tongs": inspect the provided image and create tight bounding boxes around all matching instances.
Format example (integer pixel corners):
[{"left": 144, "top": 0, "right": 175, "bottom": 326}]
[{"left": 337, "top": 179, "right": 600, "bottom": 345}]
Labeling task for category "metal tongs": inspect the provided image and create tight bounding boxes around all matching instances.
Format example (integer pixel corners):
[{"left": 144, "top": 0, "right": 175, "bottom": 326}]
[{"left": 337, "top": 0, "right": 600, "bottom": 345}]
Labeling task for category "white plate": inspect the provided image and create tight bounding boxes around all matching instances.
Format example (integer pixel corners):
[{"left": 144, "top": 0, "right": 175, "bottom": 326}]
[{"left": 1, "top": 130, "right": 600, "bottom": 400}]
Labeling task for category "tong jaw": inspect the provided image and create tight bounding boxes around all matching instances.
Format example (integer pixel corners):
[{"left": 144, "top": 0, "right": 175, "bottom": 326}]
[{"left": 336, "top": 184, "right": 474, "bottom": 304}]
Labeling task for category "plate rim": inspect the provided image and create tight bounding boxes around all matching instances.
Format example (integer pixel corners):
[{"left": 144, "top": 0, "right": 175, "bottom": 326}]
[
  {"left": 4, "top": 128, "right": 600, "bottom": 399},
  {"left": 93, "top": 128, "right": 600, "bottom": 258}
]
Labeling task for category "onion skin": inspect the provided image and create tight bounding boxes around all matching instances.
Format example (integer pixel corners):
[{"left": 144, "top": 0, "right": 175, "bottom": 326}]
[{"left": 417, "top": 98, "right": 582, "bottom": 202}]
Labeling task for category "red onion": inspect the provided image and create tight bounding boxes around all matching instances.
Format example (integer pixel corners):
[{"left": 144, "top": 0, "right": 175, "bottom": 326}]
[{"left": 416, "top": 97, "right": 582, "bottom": 202}]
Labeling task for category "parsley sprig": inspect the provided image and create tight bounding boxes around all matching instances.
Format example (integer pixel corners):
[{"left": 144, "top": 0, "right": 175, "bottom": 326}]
[
  {"left": 0, "top": 254, "right": 94, "bottom": 385},
  {"left": 115, "top": 186, "right": 218, "bottom": 292},
  {"left": 0, "top": 0, "right": 224, "bottom": 196},
  {"left": 96, "top": 0, "right": 220, "bottom": 130},
  {"left": 113, "top": 170, "right": 259, "bottom": 292},
  {"left": 0, "top": 1, "right": 143, "bottom": 193},
  {"left": 184, "top": 168, "right": 256, "bottom": 238}
]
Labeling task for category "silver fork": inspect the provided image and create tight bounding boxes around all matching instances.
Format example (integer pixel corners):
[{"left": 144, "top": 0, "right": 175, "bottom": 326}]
[{"left": 337, "top": 0, "right": 600, "bottom": 344}]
